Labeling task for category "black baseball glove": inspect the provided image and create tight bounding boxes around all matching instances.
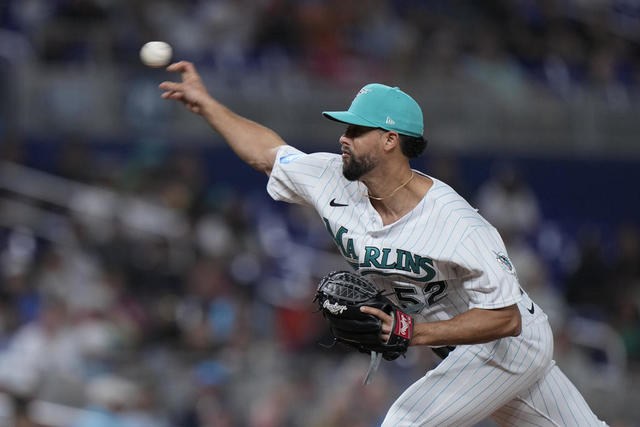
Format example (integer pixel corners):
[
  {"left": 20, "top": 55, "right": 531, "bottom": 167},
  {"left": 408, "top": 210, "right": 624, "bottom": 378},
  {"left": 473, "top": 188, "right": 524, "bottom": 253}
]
[{"left": 314, "top": 270, "right": 413, "bottom": 361}]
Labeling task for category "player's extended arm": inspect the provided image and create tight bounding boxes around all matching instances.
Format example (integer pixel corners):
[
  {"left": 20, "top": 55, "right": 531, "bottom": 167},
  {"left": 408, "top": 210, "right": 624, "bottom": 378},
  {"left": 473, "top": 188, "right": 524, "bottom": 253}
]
[
  {"left": 159, "top": 61, "right": 286, "bottom": 175},
  {"left": 361, "top": 304, "right": 521, "bottom": 346}
]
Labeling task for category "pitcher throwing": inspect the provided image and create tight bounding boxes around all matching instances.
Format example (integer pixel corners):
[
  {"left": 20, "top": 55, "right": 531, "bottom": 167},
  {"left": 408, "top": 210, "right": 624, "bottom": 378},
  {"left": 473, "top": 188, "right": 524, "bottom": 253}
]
[{"left": 160, "top": 61, "right": 607, "bottom": 426}]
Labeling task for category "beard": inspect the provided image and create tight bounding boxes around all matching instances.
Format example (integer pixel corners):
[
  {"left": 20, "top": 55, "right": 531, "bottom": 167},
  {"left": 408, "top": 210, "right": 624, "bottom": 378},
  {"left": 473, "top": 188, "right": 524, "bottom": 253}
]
[{"left": 342, "top": 152, "right": 375, "bottom": 181}]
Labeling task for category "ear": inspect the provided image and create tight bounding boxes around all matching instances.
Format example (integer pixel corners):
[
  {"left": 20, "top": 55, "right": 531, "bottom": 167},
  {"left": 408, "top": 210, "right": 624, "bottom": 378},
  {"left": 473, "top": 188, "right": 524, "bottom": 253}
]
[{"left": 382, "top": 131, "right": 400, "bottom": 153}]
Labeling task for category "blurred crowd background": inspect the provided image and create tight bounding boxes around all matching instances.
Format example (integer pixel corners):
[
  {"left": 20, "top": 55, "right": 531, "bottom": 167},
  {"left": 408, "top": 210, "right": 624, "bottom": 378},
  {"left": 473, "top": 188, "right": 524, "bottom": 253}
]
[{"left": 1, "top": 0, "right": 640, "bottom": 426}]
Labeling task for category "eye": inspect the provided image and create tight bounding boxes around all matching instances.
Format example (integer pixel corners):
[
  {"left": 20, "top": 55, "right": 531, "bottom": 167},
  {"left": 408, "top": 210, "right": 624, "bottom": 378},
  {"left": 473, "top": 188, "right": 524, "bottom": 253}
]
[{"left": 344, "top": 125, "right": 370, "bottom": 139}]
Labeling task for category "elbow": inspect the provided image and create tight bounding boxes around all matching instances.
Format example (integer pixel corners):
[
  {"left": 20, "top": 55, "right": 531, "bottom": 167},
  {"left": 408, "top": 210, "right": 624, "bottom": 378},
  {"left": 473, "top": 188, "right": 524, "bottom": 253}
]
[
  {"left": 248, "top": 159, "right": 268, "bottom": 174},
  {"left": 509, "top": 312, "right": 522, "bottom": 337},
  {"left": 252, "top": 144, "right": 284, "bottom": 176},
  {"left": 500, "top": 304, "right": 522, "bottom": 337},
  {"left": 248, "top": 156, "right": 274, "bottom": 175}
]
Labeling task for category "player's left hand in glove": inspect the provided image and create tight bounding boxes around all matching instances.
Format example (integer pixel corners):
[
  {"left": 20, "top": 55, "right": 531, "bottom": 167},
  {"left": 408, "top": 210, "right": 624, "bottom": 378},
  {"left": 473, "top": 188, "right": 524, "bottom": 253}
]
[{"left": 314, "top": 271, "right": 413, "bottom": 361}]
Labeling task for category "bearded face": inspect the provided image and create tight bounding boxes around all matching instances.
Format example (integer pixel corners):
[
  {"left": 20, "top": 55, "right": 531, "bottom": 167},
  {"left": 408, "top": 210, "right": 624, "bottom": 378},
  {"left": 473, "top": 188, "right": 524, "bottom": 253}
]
[
  {"left": 342, "top": 149, "right": 375, "bottom": 181},
  {"left": 341, "top": 125, "right": 380, "bottom": 181}
]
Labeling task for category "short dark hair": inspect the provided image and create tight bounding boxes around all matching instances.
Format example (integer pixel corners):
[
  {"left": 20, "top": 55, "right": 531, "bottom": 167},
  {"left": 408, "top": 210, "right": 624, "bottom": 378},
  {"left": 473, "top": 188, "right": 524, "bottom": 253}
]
[{"left": 399, "top": 134, "right": 428, "bottom": 158}]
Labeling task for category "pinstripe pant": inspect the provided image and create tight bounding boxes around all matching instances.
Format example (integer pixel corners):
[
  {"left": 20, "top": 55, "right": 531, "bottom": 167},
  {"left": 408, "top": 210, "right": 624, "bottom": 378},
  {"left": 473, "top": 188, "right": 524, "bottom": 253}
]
[{"left": 382, "top": 317, "right": 607, "bottom": 426}]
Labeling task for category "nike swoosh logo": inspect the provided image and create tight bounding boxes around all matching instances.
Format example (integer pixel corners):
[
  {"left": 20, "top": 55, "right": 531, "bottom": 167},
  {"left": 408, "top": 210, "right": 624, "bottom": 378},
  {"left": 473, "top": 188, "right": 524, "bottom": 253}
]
[
  {"left": 330, "top": 198, "right": 348, "bottom": 207},
  {"left": 527, "top": 303, "right": 535, "bottom": 314}
]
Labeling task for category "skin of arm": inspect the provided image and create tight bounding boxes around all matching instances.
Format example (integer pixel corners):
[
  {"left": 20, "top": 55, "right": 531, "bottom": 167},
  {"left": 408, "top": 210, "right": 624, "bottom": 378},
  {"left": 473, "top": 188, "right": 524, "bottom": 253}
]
[
  {"left": 159, "top": 61, "right": 286, "bottom": 175},
  {"left": 360, "top": 304, "right": 522, "bottom": 346}
]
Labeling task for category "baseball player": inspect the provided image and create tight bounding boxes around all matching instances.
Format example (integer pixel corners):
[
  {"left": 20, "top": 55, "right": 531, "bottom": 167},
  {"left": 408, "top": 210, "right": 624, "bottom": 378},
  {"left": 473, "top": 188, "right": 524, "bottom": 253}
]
[{"left": 160, "top": 61, "right": 607, "bottom": 426}]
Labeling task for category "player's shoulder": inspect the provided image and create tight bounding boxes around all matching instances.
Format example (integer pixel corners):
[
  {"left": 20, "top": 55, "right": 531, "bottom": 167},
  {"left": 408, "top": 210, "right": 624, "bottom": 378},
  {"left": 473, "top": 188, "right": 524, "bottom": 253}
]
[
  {"left": 427, "top": 176, "right": 474, "bottom": 209},
  {"left": 426, "top": 175, "right": 490, "bottom": 228},
  {"left": 275, "top": 145, "right": 341, "bottom": 168}
]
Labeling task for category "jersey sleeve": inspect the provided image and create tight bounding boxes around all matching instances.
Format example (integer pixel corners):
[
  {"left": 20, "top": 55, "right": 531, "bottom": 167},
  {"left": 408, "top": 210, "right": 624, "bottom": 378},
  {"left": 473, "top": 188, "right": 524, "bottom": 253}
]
[
  {"left": 266, "top": 145, "right": 337, "bottom": 205},
  {"left": 452, "top": 226, "right": 522, "bottom": 310}
]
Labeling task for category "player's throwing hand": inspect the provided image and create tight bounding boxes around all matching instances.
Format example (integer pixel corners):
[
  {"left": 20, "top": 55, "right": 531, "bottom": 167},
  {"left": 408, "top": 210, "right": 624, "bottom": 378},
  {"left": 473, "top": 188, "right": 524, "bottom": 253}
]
[
  {"left": 157, "top": 60, "right": 285, "bottom": 175},
  {"left": 159, "top": 61, "right": 210, "bottom": 115}
]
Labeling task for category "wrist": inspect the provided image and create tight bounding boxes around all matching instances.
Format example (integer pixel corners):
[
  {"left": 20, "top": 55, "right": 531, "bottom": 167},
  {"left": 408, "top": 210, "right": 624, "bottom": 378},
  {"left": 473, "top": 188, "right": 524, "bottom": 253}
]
[
  {"left": 410, "top": 322, "right": 426, "bottom": 346},
  {"left": 199, "top": 96, "right": 219, "bottom": 118}
]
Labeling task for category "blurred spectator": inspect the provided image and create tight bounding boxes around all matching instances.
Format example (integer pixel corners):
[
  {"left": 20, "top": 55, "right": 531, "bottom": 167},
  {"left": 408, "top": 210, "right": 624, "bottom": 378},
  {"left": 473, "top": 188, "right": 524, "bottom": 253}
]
[
  {"left": 612, "top": 223, "right": 640, "bottom": 287},
  {"left": 35, "top": 244, "right": 113, "bottom": 315},
  {"left": 72, "top": 375, "right": 138, "bottom": 427},
  {"left": 426, "top": 153, "right": 471, "bottom": 201},
  {"left": 613, "top": 298, "right": 640, "bottom": 363},
  {"left": 176, "top": 257, "right": 238, "bottom": 351},
  {"left": 587, "top": 46, "right": 632, "bottom": 110},
  {"left": 564, "top": 228, "right": 613, "bottom": 317},
  {"left": 0, "top": 298, "right": 81, "bottom": 397},
  {"left": 176, "top": 360, "right": 235, "bottom": 427},
  {"left": 475, "top": 162, "right": 541, "bottom": 243},
  {"left": 610, "top": 224, "right": 640, "bottom": 362},
  {"left": 463, "top": 27, "right": 527, "bottom": 102}
]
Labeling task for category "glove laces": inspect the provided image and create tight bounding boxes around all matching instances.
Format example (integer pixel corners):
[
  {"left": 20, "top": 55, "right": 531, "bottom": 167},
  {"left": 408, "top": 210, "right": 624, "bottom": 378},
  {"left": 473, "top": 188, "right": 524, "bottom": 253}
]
[{"left": 364, "top": 351, "right": 383, "bottom": 385}]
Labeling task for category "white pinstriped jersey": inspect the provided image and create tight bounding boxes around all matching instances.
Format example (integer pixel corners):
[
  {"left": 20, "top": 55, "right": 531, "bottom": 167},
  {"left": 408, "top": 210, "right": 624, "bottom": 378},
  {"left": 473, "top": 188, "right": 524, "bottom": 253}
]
[
  {"left": 267, "top": 145, "right": 528, "bottom": 323},
  {"left": 267, "top": 145, "right": 607, "bottom": 426}
]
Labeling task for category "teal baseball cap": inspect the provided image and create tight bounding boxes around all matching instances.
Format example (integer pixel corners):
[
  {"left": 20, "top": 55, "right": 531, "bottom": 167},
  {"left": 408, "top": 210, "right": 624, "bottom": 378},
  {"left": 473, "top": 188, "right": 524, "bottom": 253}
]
[{"left": 323, "top": 83, "right": 424, "bottom": 137}]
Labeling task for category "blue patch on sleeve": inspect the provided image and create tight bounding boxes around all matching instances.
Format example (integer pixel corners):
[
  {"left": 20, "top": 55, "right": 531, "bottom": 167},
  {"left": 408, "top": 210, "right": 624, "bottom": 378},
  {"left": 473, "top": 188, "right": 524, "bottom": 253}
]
[{"left": 279, "top": 153, "right": 303, "bottom": 164}]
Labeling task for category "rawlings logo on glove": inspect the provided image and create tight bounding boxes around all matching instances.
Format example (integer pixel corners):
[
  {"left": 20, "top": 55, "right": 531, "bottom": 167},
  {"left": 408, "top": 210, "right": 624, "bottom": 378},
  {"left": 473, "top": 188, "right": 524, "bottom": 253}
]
[
  {"left": 314, "top": 271, "right": 413, "bottom": 361},
  {"left": 395, "top": 311, "right": 413, "bottom": 339},
  {"left": 322, "top": 300, "right": 348, "bottom": 315}
]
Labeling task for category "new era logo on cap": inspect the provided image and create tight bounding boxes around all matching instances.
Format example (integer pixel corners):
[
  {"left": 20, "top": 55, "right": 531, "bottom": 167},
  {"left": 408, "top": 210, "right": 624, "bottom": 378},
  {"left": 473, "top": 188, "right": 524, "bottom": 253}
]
[{"left": 385, "top": 116, "right": 395, "bottom": 125}]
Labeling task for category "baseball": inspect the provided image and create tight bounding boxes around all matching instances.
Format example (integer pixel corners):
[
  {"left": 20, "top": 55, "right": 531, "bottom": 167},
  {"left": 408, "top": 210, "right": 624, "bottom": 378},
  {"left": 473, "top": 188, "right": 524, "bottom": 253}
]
[{"left": 140, "top": 41, "right": 172, "bottom": 68}]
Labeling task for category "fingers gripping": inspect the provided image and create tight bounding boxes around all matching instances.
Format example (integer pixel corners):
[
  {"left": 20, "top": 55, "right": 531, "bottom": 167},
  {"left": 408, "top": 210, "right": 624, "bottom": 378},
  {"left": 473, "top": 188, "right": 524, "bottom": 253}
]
[{"left": 361, "top": 306, "right": 392, "bottom": 338}]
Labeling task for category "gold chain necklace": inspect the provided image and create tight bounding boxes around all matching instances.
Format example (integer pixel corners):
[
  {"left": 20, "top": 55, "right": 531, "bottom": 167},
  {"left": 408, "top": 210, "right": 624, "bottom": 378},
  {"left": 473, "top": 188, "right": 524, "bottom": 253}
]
[{"left": 361, "top": 171, "right": 415, "bottom": 201}]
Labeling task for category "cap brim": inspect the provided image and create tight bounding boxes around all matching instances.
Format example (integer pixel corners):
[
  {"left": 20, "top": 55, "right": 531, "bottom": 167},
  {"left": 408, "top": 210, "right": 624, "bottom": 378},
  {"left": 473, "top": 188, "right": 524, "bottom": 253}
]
[{"left": 322, "top": 111, "right": 379, "bottom": 128}]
